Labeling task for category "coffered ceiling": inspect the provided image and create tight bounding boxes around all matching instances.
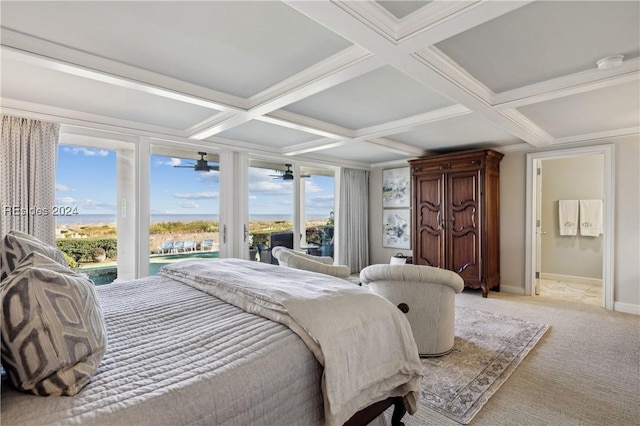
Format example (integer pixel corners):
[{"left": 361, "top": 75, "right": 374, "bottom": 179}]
[{"left": 1, "top": 1, "right": 638, "bottom": 167}]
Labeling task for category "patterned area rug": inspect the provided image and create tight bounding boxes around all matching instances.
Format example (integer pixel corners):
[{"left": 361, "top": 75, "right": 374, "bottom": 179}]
[{"left": 396, "top": 306, "right": 549, "bottom": 424}]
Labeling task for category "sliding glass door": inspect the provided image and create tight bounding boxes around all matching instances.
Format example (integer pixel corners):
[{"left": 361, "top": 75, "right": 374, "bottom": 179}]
[
  {"left": 300, "top": 165, "right": 335, "bottom": 258},
  {"left": 55, "top": 137, "right": 135, "bottom": 285},
  {"left": 149, "top": 146, "right": 220, "bottom": 274},
  {"left": 247, "top": 160, "right": 294, "bottom": 263}
]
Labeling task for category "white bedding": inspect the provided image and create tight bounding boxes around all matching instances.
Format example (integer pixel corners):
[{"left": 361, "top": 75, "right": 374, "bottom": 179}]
[
  {"left": 1, "top": 275, "right": 324, "bottom": 425},
  {"left": 159, "top": 259, "right": 423, "bottom": 426}
]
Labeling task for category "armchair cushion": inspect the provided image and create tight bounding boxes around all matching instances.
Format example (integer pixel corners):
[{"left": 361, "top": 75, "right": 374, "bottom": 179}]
[
  {"left": 271, "top": 246, "right": 350, "bottom": 279},
  {"left": 360, "top": 264, "right": 464, "bottom": 293}
]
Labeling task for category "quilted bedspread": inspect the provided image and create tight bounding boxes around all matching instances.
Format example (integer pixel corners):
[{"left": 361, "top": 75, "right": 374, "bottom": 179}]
[
  {"left": 1, "top": 275, "right": 324, "bottom": 425},
  {"left": 159, "top": 259, "right": 423, "bottom": 426}
]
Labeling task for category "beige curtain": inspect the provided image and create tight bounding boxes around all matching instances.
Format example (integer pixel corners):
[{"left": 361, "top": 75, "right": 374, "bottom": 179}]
[
  {"left": 1, "top": 115, "right": 60, "bottom": 245},
  {"left": 338, "top": 168, "right": 369, "bottom": 273}
]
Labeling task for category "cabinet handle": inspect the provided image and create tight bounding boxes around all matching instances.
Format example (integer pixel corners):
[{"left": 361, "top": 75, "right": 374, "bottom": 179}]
[{"left": 436, "top": 210, "right": 443, "bottom": 230}]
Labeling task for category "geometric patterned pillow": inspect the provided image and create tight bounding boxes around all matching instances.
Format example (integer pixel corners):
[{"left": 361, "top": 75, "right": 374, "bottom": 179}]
[
  {"left": 0, "top": 252, "right": 107, "bottom": 396},
  {"left": 0, "top": 230, "right": 68, "bottom": 282}
]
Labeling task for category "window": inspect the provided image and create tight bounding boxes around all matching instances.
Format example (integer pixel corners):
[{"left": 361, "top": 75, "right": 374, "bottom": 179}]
[
  {"left": 55, "top": 139, "right": 135, "bottom": 285},
  {"left": 149, "top": 147, "right": 220, "bottom": 274},
  {"left": 246, "top": 160, "right": 336, "bottom": 263},
  {"left": 247, "top": 160, "right": 294, "bottom": 263},
  {"left": 300, "top": 166, "right": 335, "bottom": 258}
]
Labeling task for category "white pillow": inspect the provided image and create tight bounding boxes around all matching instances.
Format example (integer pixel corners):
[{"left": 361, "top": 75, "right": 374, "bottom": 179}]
[
  {"left": 0, "top": 230, "right": 68, "bottom": 281},
  {"left": 1, "top": 252, "right": 107, "bottom": 396}
]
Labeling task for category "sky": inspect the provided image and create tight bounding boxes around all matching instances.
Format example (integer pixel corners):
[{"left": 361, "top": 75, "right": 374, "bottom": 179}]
[{"left": 55, "top": 145, "right": 335, "bottom": 218}]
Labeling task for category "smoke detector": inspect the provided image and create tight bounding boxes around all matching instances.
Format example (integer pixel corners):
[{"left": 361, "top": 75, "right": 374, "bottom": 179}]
[{"left": 596, "top": 55, "right": 624, "bottom": 70}]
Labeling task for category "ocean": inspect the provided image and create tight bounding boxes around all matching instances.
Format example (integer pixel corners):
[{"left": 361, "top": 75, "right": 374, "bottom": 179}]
[{"left": 55, "top": 213, "right": 330, "bottom": 226}]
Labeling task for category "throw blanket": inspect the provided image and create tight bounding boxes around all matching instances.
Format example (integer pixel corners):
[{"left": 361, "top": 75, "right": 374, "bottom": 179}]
[{"left": 159, "top": 259, "right": 423, "bottom": 426}]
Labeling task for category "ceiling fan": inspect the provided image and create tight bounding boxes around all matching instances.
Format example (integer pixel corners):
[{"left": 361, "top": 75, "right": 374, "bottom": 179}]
[
  {"left": 173, "top": 152, "right": 219, "bottom": 172},
  {"left": 270, "top": 164, "right": 310, "bottom": 181}
]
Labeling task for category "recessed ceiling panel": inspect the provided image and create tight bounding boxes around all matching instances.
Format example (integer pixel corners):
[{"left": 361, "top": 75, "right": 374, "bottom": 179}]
[
  {"left": 215, "top": 120, "right": 319, "bottom": 148},
  {"left": 436, "top": 1, "right": 640, "bottom": 93},
  {"left": 283, "top": 65, "right": 455, "bottom": 129},
  {"left": 1, "top": 1, "right": 352, "bottom": 98},
  {"left": 318, "top": 141, "right": 410, "bottom": 164},
  {"left": 1, "top": 59, "right": 217, "bottom": 130},
  {"left": 517, "top": 81, "right": 640, "bottom": 139},
  {"left": 376, "top": 1, "right": 432, "bottom": 19},
  {"left": 386, "top": 113, "right": 522, "bottom": 150}
]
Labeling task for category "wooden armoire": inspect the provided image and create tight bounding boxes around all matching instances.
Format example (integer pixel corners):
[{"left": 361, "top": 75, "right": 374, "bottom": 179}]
[{"left": 409, "top": 149, "right": 503, "bottom": 297}]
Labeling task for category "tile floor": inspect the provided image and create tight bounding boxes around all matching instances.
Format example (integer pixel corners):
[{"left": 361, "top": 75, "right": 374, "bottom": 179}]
[{"left": 539, "top": 279, "right": 602, "bottom": 307}]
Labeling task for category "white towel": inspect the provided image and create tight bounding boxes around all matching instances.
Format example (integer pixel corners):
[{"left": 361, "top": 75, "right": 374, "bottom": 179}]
[
  {"left": 559, "top": 200, "right": 578, "bottom": 236},
  {"left": 580, "top": 199, "right": 603, "bottom": 237}
]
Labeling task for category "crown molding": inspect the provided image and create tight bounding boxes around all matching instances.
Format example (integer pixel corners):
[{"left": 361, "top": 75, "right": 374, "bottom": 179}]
[
  {"left": 554, "top": 127, "right": 640, "bottom": 145},
  {"left": 1, "top": 98, "right": 187, "bottom": 138}
]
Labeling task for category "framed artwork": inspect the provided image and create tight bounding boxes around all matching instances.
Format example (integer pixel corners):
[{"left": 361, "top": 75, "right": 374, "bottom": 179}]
[
  {"left": 382, "top": 209, "right": 411, "bottom": 249},
  {"left": 382, "top": 167, "right": 410, "bottom": 208}
]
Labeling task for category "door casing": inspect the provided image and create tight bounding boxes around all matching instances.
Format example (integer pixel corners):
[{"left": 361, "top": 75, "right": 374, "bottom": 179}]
[{"left": 525, "top": 144, "right": 614, "bottom": 310}]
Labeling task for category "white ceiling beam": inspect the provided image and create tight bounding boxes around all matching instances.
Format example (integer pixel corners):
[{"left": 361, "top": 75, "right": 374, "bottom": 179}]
[
  {"left": 365, "top": 137, "right": 427, "bottom": 157},
  {"left": 261, "top": 109, "right": 355, "bottom": 140},
  {"left": 188, "top": 113, "right": 253, "bottom": 140},
  {"left": 248, "top": 45, "right": 383, "bottom": 113},
  {"left": 286, "top": 0, "right": 552, "bottom": 148},
  {"left": 281, "top": 138, "right": 346, "bottom": 156},
  {"left": 354, "top": 104, "right": 471, "bottom": 140},
  {"left": 333, "top": 0, "right": 533, "bottom": 52}
]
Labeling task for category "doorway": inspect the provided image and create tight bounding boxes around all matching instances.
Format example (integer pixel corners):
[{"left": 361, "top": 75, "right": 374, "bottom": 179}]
[{"left": 525, "top": 145, "right": 615, "bottom": 310}]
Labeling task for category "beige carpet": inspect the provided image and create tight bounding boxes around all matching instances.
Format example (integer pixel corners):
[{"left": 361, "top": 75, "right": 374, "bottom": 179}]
[{"left": 387, "top": 290, "right": 640, "bottom": 426}]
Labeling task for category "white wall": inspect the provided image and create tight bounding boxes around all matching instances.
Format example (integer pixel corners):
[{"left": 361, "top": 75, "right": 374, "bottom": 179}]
[
  {"left": 368, "top": 136, "right": 640, "bottom": 312},
  {"left": 541, "top": 156, "right": 603, "bottom": 279}
]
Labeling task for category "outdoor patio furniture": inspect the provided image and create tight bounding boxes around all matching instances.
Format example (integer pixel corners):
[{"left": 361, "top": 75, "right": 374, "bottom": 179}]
[
  {"left": 257, "top": 242, "right": 271, "bottom": 264},
  {"left": 269, "top": 231, "right": 294, "bottom": 264},
  {"left": 184, "top": 240, "right": 196, "bottom": 252},
  {"left": 201, "top": 239, "right": 215, "bottom": 251},
  {"left": 173, "top": 241, "right": 185, "bottom": 252},
  {"left": 161, "top": 241, "right": 174, "bottom": 254}
]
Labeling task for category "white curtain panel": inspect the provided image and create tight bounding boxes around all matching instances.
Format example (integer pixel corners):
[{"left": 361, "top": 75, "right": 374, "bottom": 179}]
[
  {"left": 1, "top": 115, "right": 60, "bottom": 245},
  {"left": 338, "top": 168, "right": 369, "bottom": 273}
]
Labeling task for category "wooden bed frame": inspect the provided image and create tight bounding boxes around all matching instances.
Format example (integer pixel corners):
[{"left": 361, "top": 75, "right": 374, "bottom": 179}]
[{"left": 345, "top": 396, "right": 406, "bottom": 426}]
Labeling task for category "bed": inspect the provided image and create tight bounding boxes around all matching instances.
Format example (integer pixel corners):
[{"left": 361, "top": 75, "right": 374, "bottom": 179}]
[{"left": 1, "top": 235, "right": 422, "bottom": 426}]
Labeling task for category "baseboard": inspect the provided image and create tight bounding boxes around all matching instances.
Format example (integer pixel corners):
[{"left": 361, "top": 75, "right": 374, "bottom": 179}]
[
  {"left": 499, "top": 285, "right": 526, "bottom": 295},
  {"left": 540, "top": 273, "right": 602, "bottom": 287},
  {"left": 614, "top": 302, "right": 640, "bottom": 316}
]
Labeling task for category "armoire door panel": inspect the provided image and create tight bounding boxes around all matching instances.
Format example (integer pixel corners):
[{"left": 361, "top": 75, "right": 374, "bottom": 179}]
[
  {"left": 450, "top": 231, "right": 480, "bottom": 282},
  {"left": 419, "top": 228, "right": 443, "bottom": 267}
]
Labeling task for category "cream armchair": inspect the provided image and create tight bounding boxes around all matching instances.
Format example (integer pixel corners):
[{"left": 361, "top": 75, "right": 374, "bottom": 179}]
[
  {"left": 271, "top": 246, "right": 350, "bottom": 279},
  {"left": 360, "top": 264, "right": 464, "bottom": 357}
]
